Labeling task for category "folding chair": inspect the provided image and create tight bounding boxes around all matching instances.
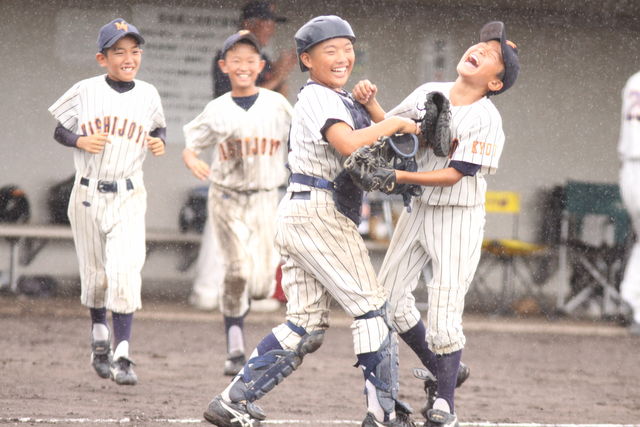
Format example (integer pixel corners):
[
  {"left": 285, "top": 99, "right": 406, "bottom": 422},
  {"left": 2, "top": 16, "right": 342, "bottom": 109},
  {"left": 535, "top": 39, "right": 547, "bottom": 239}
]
[
  {"left": 556, "top": 180, "right": 632, "bottom": 318},
  {"left": 472, "top": 191, "right": 549, "bottom": 313}
]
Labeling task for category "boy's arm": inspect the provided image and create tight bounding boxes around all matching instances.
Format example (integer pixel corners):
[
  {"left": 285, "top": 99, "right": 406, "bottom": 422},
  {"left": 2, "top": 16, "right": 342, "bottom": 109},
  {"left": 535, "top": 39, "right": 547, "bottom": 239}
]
[
  {"left": 352, "top": 80, "right": 385, "bottom": 123},
  {"left": 182, "top": 148, "right": 211, "bottom": 181},
  {"left": 396, "top": 167, "right": 464, "bottom": 187},
  {"left": 324, "top": 117, "right": 419, "bottom": 156},
  {"left": 146, "top": 127, "right": 166, "bottom": 156},
  {"left": 54, "top": 122, "right": 110, "bottom": 154}
]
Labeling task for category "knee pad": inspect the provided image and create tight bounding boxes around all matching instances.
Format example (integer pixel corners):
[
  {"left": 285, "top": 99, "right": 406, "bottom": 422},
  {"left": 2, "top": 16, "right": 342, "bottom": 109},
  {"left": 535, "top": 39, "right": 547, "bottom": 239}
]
[
  {"left": 356, "top": 331, "right": 399, "bottom": 415},
  {"left": 229, "top": 322, "right": 325, "bottom": 403}
]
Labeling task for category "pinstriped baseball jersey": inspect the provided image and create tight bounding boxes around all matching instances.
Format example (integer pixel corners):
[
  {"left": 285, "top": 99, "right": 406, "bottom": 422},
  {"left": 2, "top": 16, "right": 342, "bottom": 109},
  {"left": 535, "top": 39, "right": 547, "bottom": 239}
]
[
  {"left": 48, "top": 75, "right": 165, "bottom": 181},
  {"left": 386, "top": 81, "right": 505, "bottom": 206},
  {"left": 183, "top": 89, "right": 292, "bottom": 191},
  {"left": 618, "top": 71, "right": 640, "bottom": 160},
  {"left": 287, "top": 82, "right": 368, "bottom": 192}
]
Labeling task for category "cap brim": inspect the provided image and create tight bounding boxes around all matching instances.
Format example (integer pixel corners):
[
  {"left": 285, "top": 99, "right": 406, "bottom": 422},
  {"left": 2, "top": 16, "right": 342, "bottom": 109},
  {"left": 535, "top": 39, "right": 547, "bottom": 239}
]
[
  {"left": 102, "top": 32, "right": 145, "bottom": 50},
  {"left": 480, "top": 21, "right": 505, "bottom": 44}
]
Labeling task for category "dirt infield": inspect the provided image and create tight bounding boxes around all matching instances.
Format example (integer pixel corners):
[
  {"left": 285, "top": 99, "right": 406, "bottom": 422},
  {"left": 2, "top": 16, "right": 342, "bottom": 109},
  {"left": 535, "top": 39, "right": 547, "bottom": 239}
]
[{"left": 1, "top": 295, "right": 639, "bottom": 426}]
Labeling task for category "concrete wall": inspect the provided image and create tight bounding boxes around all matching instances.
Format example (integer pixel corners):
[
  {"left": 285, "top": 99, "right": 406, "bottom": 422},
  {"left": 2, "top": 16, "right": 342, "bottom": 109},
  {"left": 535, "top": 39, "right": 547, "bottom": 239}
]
[{"left": 1, "top": 0, "right": 639, "bottom": 294}]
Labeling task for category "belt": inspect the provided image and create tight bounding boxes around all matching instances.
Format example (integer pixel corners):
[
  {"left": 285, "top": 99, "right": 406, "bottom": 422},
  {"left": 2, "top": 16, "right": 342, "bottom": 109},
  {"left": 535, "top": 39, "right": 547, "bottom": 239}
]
[
  {"left": 80, "top": 177, "right": 134, "bottom": 193},
  {"left": 290, "top": 173, "right": 334, "bottom": 191},
  {"left": 290, "top": 191, "right": 310, "bottom": 200}
]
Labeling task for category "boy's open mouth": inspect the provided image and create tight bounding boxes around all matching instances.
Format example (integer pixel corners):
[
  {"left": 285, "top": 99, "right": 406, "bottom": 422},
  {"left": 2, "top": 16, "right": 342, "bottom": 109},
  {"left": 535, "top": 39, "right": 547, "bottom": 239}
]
[{"left": 465, "top": 54, "right": 479, "bottom": 68}]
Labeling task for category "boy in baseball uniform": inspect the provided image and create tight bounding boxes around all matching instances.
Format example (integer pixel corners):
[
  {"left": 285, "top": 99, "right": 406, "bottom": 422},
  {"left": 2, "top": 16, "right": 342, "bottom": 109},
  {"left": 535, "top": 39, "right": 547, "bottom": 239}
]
[
  {"left": 353, "top": 21, "right": 520, "bottom": 427},
  {"left": 182, "top": 31, "right": 293, "bottom": 377},
  {"left": 619, "top": 70, "right": 640, "bottom": 336},
  {"left": 48, "top": 18, "right": 166, "bottom": 386},
  {"left": 201, "top": 16, "right": 419, "bottom": 427}
]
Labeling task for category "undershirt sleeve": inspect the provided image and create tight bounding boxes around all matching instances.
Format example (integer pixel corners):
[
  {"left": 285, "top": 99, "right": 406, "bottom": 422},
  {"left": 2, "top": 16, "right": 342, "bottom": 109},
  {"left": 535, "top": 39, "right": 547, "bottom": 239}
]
[
  {"left": 53, "top": 122, "right": 79, "bottom": 148},
  {"left": 449, "top": 160, "right": 481, "bottom": 176}
]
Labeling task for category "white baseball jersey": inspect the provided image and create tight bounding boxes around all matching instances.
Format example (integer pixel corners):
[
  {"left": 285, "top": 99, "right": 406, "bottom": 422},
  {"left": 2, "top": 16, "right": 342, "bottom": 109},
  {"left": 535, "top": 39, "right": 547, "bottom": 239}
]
[
  {"left": 49, "top": 75, "right": 165, "bottom": 181},
  {"left": 48, "top": 74, "right": 165, "bottom": 314},
  {"left": 183, "top": 89, "right": 292, "bottom": 191},
  {"left": 618, "top": 71, "right": 640, "bottom": 323},
  {"left": 183, "top": 88, "right": 292, "bottom": 318},
  {"left": 380, "top": 81, "right": 506, "bottom": 354},
  {"left": 273, "top": 83, "right": 389, "bottom": 356},
  {"left": 387, "top": 81, "right": 505, "bottom": 206}
]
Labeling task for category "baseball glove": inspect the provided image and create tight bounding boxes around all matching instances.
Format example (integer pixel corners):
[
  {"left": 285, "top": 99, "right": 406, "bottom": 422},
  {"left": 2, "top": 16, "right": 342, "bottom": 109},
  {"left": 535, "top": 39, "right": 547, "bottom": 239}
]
[
  {"left": 420, "top": 91, "right": 452, "bottom": 157},
  {"left": 343, "top": 134, "right": 423, "bottom": 211}
]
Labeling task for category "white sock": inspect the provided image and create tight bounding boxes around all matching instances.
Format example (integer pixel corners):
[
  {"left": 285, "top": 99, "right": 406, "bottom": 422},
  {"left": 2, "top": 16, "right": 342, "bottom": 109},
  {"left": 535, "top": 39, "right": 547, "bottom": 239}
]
[
  {"left": 227, "top": 325, "right": 245, "bottom": 355},
  {"left": 433, "top": 397, "right": 451, "bottom": 413},
  {"left": 113, "top": 340, "right": 129, "bottom": 360},
  {"left": 92, "top": 323, "right": 109, "bottom": 342},
  {"left": 365, "top": 378, "right": 395, "bottom": 421}
]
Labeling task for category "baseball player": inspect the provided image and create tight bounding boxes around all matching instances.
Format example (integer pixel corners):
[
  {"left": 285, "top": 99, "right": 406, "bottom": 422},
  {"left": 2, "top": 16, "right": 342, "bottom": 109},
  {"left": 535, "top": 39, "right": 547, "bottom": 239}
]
[
  {"left": 48, "top": 18, "right": 166, "bottom": 386},
  {"left": 182, "top": 30, "right": 293, "bottom": 377},
  {"left": 619, "top": 70, "right": 640, "bottom": 336},
  {"left": 202, "top": 16, "right": 419, "bottom": 427},
  {"left": 353, "top": 21, "right": 520, "bottom": 427}
]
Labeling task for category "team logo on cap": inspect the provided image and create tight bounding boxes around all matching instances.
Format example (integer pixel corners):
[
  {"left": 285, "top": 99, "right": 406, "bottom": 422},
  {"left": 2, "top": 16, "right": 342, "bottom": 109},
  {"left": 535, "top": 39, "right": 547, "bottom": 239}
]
[
  {"left": 506, "top": 40, "right": 517, "bottom": 49},
  {"left": 115, "top": 21, "right": 129, "bottom": 32},
  {"left": 238, "top": 29, "right": 250, "bottom": 36}
]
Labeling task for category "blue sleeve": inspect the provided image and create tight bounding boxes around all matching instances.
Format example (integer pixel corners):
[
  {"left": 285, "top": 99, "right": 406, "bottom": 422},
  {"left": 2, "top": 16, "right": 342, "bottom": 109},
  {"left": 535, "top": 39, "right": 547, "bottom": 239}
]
[
  {"left": 53, "top": 122, "right": 79, "bottom": 148},
  {"left": 449, "top": 160, "right": 481, "bottom": 176},
  {"left": 149, "top": 127, "right": 167, "bottom": 145}
]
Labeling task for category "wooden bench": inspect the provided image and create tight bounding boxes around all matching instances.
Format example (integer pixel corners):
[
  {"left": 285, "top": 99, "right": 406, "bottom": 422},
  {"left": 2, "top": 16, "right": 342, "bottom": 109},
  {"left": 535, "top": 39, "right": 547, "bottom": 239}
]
[{"left": 0, "top": 224, "right": 202, "bottom": 293}]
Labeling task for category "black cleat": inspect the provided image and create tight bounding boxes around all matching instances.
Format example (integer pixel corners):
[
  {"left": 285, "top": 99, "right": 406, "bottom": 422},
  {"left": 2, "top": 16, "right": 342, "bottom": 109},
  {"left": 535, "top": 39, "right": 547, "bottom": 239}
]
[
  {"left": 90, "top": 339, "right": 112, "bottom": 379},
  {"left": 110, "top": 356, "right": 137, "bottom": 385},
  {"left": 203, "top": 395, "right": 265, "bottom": 427},
  {"left": 424, "top": 409, "right": 458, "bottom": 427}
]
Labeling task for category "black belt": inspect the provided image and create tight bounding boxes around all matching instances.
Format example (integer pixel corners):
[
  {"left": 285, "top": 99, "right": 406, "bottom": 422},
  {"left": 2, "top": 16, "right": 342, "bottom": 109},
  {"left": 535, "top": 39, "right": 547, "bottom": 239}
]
[
  {"left": 80, "top": 177, "right": 133, "bottom": 193},
  {"left": 290, "top": 173, "right": 334, "bottom": 191},
  {"left": 290, "top": 191, "right": 310, "bottom": 200}
]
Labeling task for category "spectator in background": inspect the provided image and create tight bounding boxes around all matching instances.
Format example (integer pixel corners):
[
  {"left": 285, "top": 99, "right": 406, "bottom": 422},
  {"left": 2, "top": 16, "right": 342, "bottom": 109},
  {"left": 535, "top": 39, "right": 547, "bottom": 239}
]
[{"left": 212, "top": 0, "right": 296, "bottom": 98}]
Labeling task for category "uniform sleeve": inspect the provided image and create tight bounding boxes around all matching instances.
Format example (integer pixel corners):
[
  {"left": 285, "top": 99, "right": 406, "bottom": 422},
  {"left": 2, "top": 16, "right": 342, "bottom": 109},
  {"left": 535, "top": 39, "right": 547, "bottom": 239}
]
[
  {"left": 183, "top": 102, "right": 221, "bottom": 155},
  {"left": 299, "top": 85, "right": 353, "bottom": 144},
  {"left": 385, "top": 85, "right": 427, "bottom": 121},
  {"left": 149, "top": 86, "right": 166, "bottom": 132},
  {"left": 450, "top": 108, "right": 505, "bottom": 175},
  {"left": 48, "top": 82, "right": 82, "bottom": 133}
]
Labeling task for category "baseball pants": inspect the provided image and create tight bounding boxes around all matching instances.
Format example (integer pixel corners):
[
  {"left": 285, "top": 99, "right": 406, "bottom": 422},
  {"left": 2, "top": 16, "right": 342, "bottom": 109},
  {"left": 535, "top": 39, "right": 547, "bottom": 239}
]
[
  {"left": 379, "top": 200, "right": 485, "bottom": 354},
  {"left": 620, "top": 160, "right": 640, "bottom": 323},
  {"left": 273, "top": 189, "right": 389, "bottom": 354},
  {"left": 68, "top": 173, "right": 146, "bottom": 314}
]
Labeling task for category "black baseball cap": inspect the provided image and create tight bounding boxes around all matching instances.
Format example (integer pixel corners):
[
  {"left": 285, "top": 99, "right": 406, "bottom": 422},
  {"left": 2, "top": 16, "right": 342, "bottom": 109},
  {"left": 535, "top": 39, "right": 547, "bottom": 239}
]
[
  {"left": 97, "top": 18, "right": 144, "bottom": 52},
  {"left": 241, "top": 1, "right": 287, "bottom": 22},
  {"left": 221, "top": 30, "right": 262, "bottom": 57},
  {"left": 480, "top": 21, "right": 519, "bottom": 96}
]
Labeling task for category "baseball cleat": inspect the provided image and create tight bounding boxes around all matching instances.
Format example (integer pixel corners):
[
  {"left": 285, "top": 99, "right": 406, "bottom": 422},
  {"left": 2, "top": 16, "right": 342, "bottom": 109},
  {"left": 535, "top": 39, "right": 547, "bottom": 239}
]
[
  {"left": 110, "top": 356, "right": 138, "bottom": 385},
  {"left": 414, "top": 363, "right": 470, "bottom": 418},
  {"left": 424, "top": 409, "right": 459, "bottom": 427},
  {"left": 362, "top": 412, "right": 417, "bottom": 427},
  {"left": 223, "top": 351, "right": 247, "bottom": 377},
  {"left": 203, "top": 395, "right": 265, "bottom": 427},
  {"left": 90, "top": 338, "right": 112, "bottom": 379}
]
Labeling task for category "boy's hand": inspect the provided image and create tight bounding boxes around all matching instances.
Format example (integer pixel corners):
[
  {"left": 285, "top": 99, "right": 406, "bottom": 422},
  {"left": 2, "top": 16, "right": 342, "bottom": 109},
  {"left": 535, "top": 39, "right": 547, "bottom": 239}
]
[
  {"left": 146, "top": 136, "right": 166, "bottom": 156},
  {"left": 182, "top": 148, "right": 211, "bottom": 181},
  {"left": 396, "top": 117, "right": 421, "bottom": 135},
  {"left": 77, "top": 133, "right": 110, "bottom": 154},
  {"left": 352, "top": 80, "right": 377, "bottom": 106}
]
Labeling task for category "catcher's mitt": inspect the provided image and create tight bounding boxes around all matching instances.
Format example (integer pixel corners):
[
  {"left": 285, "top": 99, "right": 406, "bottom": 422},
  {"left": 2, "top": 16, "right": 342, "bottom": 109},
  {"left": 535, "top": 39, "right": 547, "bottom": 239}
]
[
  {"left": 420, "top": 91, "right": 452, "bottom": 157},
  {"left": 344, "top": 134, "right": 423, "bottom": 211}
]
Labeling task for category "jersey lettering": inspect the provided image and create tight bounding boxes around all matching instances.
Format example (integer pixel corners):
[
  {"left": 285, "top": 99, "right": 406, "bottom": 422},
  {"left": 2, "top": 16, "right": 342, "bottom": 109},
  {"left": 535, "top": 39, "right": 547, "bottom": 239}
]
[
  {"left": 81, "top": 115, "right": 148, "bottom": 143},
  {"left": 217, "top": 138, "right": 281, "bottom": 161},
  {"left": 472, "top": 140, "right": 493, "bottom": 156}
]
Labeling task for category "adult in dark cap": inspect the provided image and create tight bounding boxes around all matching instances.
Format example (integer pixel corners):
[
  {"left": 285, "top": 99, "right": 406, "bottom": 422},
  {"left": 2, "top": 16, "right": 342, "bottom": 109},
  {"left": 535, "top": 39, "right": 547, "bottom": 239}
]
[{"left": 211, "top": 0, "right": 296, "bottom": 98}]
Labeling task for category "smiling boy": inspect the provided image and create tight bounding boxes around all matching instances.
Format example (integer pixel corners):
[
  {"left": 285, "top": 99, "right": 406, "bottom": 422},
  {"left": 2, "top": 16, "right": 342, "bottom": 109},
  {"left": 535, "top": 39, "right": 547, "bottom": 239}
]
[
  {"left": 48, "top": 18, "right": 166, "bottom": 386},
  {"left": 201, "top": 15, "right": 419, "bottom": 427},
  {"left": 354, "top": 21, "right": 520, "bottom": 427},
  {"left": 183, "top": 30, "right": 293, "bottom": 377}
]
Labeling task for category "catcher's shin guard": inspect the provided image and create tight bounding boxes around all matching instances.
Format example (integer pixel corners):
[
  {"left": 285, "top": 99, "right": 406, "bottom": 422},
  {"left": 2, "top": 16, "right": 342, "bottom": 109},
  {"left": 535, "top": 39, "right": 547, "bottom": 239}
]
[
  {"left": 356, "top": 331, "right": 403, "bottom": 416},
  {"left": 229, "top": 325, "right": 325, "bottom": 403}
]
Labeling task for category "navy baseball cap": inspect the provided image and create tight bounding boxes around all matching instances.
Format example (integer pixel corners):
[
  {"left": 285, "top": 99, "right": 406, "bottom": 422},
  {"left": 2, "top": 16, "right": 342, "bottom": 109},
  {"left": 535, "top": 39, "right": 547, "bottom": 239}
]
[
  {"left": 480, "top": 21, "right": 519, "bottom": 96},
  {"left": 97, "top": 18, "right": 144, "bottom": 52},
  {"left": 241, "top": 1, "right": 287, "bottom": 22},
  {"left": 221, "top": 30, "right": 262, "bottom": 57},
  {"left": 294, "top": 15, "right": 355, "bottom": 71}
]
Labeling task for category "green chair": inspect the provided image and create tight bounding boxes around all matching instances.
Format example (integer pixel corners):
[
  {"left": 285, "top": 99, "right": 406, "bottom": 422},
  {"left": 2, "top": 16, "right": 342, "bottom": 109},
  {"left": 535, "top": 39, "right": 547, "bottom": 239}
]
[{"left": 557, "top": 180, "right": 632, "bottom": 318}]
